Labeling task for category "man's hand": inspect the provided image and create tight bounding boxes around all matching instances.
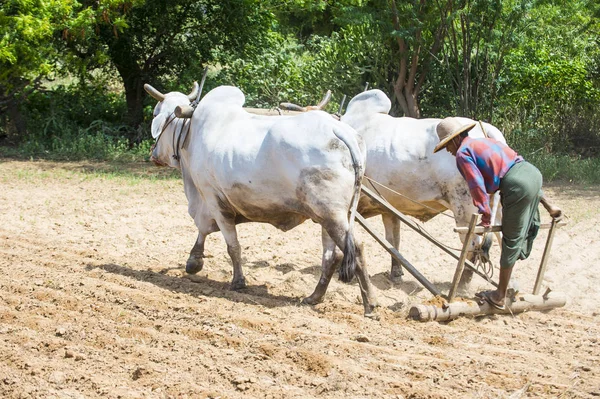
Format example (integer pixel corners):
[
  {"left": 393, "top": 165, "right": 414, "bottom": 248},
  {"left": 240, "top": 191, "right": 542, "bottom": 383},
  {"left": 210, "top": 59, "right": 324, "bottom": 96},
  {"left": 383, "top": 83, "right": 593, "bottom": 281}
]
[{"left": 477, "top": 221, "right": 491, "bottom": 228}]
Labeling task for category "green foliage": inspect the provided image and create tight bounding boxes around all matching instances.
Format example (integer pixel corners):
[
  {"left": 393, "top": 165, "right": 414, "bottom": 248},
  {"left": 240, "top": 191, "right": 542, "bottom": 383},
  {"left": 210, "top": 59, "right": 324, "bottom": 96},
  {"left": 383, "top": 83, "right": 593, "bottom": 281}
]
[
  {"left": 0, "top": 0, "right": 69, "bottom": 93},
  {"left": 5, "top": 83, "right": 154, "bottom": 161},
  {"left": 216, "top": 25, "right": 383, "bottom": 112},
  {"left": 1, "top": 0, "right": 600, "bottom": 183},
  {"left": 496, "top": 1, "right": 600, "bottom": 156},
  {"left": 0, "top": 0, "right": 73, "bottom": 139},
  {"left": 527, "top": 151, "right": 600, "bottom": 184}
]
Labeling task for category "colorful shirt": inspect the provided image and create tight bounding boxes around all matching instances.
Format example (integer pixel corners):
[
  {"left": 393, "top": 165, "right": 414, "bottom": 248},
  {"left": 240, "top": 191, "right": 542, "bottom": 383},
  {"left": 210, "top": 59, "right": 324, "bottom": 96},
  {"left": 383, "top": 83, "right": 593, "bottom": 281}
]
[{"left": 456, "top": 136, "right": 523, "bottom": 225}]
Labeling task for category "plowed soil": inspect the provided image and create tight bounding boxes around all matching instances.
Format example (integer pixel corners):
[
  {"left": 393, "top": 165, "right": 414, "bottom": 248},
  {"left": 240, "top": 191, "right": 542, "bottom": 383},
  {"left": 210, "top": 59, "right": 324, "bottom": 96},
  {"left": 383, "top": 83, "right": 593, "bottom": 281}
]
[{"left": 0, "top": 160, "right": 598, "bottom": 399}]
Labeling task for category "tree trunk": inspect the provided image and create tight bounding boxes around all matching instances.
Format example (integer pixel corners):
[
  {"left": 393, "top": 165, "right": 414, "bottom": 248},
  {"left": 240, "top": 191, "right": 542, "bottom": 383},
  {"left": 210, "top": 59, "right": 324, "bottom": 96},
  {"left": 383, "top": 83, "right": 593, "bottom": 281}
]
[
  {"left": 6, "top": 98, "right": 27, "bottom": 139},
  {"left": 108, "top": 36, "right": 145, "bottom": 132},
  {"left": 388, "top": 0, "right": 449, "bottom": 118},
  {"left": 392, "top": 82, "right": 420, "bottom": 118},
  {"left": 121, "top": 74, "right": 144, "bottom": 129}
]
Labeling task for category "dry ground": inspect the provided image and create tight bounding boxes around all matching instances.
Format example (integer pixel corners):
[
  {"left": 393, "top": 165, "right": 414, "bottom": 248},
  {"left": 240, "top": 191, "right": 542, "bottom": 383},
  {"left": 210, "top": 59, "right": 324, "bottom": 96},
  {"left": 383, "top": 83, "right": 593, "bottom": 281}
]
[{"left": 0, "top": 160, "right": 598, "bottom": 399}]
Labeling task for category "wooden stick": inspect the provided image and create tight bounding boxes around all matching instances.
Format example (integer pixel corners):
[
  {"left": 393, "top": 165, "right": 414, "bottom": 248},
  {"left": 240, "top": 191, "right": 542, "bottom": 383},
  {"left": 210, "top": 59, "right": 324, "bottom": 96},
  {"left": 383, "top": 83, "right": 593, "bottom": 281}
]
[
  {"left": 533, "top": 218, "right": 558, "bottom": 294},
  {"left": 409, "top": 291, "right": 567, "bottom": 322},
  {"left": 454, "top": 221, "right": 566, "bottom": 234},
  {"left": 355, "top": 213, "right": 441, "bottom": 297},
  {"left": 448, "top": 213, "right": 478, "bottom": 302}
]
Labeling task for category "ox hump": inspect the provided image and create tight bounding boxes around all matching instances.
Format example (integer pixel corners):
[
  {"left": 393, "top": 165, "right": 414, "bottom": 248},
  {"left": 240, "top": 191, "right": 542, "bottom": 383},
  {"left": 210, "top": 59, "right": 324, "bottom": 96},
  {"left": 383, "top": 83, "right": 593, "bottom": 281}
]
[
  {"left": 199, "top": 85, "right": 246, "bottom": 109},
  {"left": 345, "top": 89, "right": 391, "bottom": 117}
]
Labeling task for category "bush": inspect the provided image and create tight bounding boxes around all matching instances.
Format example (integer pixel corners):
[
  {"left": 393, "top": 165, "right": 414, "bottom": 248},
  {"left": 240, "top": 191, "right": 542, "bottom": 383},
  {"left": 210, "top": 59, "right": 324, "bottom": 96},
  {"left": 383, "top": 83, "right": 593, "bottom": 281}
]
[{"left": 4, "top": 83, "right": 153, "bottom": 161}]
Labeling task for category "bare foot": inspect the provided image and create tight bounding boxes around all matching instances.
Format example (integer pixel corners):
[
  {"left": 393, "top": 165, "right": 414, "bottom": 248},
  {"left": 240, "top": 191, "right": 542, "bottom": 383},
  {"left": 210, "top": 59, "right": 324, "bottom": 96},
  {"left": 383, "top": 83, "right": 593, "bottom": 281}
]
[{"left": 476, "top": 290, "right": 506, "bottom": 310}]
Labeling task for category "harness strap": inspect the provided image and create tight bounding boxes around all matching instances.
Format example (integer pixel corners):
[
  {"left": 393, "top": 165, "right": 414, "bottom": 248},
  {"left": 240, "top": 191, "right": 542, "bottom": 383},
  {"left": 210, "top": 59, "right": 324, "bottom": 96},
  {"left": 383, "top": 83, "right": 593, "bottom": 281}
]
[
  {"left": 169, "top": 118, "right": 194, "bottom": 161},
  {"left": 153, "top": 113, "right": 177, "bottom": 153}
]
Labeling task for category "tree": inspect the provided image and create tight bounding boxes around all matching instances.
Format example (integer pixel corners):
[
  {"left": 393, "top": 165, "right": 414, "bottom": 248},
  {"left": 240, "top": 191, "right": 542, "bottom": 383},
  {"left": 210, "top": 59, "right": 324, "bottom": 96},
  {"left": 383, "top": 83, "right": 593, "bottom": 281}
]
[
  {"left": 273, "top": 0, "right": 452, "bottom": 118},
  {"left": 387, "top": 0, "right": 451, "bottom": 118},
  {"left": 59, "top": 0, "right": 275, "bottom": 132},
  {"left": 0, "top": 0, "right": 69, "bottom": 137},
  {"left": 497, "top": 0, "right": 600, "bottom": 155},
  {"left": 440, "top": 0, "right": 532, "bottom": 121}
]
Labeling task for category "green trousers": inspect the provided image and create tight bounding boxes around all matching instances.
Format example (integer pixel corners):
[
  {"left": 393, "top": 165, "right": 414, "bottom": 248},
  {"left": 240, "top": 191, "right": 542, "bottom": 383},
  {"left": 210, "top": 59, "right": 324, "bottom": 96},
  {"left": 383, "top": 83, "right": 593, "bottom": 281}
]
[{"left": 499, "top": 161, "right": 543, "bottom": 269}]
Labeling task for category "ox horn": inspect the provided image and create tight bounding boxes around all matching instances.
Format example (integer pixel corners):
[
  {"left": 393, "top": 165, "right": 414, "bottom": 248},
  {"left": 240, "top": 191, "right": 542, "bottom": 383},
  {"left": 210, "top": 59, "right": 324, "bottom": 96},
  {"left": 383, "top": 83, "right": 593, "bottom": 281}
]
[
  {"left": 315, "top": 90, "right": 332, "bottom": 110},
  {"left": 279, "top": 90, "right": 332, "bottom": 112},
  {"left": 279, "top": 102, "right": 307, "bottom": 112},
  {"left": 187, "top": 81, "right": 200, "bottom": 102},
  {"left": 144, "top": 83, "right": 165, "bottom": 101}
]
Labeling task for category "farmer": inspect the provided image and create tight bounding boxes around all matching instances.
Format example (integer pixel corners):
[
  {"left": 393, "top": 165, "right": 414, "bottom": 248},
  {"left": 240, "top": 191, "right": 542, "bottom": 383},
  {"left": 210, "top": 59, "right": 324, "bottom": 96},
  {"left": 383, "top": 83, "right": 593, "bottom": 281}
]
[{"left": 433, "top": 117, "right": 563, "bottom": 309}]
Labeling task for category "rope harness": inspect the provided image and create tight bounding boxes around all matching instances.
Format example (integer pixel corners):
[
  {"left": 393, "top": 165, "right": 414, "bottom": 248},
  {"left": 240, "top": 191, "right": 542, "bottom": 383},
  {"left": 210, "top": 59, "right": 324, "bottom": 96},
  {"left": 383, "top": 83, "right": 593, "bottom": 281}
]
[
  {"left": 172, "top": 117, "right": 192, "bottom": 161},
  {"left": 150, "top": 66, "right": 209, "bottom": 162},
  {"left": 151, "top": 99, "right": 197, "bottom": 162},
  {"left": 364, "top": 176, "right": 455, "bottom": 219}
]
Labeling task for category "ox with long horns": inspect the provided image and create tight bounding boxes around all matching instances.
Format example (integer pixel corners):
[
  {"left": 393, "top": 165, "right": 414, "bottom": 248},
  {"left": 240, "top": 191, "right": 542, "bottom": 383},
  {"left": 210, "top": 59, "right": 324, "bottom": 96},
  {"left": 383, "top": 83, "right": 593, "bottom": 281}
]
[{"left": 144, "top": 81, "right": 379, "bottom": 317}]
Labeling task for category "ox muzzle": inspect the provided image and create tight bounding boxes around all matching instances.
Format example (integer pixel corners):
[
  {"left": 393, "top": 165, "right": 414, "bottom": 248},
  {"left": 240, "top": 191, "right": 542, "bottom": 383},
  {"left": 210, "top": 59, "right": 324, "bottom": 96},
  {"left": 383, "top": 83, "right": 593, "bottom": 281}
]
[{"left": 149, "top": 143, "right": 168, "bottom": 167}]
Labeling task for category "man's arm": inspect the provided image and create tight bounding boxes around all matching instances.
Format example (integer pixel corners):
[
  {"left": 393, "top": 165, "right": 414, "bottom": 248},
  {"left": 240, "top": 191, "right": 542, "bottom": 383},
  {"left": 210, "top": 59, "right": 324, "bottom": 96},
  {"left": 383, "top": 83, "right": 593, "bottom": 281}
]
[{"left": 456, "top": 153, "right": 492, "bottom": 226}]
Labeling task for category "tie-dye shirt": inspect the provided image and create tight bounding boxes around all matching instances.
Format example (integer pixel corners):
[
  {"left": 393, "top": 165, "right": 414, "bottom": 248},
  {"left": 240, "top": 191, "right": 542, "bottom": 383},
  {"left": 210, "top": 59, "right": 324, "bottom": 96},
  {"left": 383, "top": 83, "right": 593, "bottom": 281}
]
[{"left": 456, "top": 136, "right": 523, "bottom": 225}]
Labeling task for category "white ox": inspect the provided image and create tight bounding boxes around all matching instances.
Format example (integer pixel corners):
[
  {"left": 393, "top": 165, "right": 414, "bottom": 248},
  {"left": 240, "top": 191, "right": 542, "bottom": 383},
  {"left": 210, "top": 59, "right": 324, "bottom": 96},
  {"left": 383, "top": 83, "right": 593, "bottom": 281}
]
[
  {"left": 144, "top": 82, "right": 378, "bottom": 316},
  {"left": 341, "top": 89, "right": 505, "bottom": 283}
]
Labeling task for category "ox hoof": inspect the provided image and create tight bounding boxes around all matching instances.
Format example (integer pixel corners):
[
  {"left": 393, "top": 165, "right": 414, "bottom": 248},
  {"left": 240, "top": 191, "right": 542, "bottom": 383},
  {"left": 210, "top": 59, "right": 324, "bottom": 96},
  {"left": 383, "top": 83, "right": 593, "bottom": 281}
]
[
  {"left": 364, "top": 311, "right": 380, "bottom": 321},
  {"left": 302, "top": 295, "right": 323, "bottom": 306},
  {"left": 230, "top": 279, "right": 247, "bottom": 291},
  {"left": 363, "top": 304, "right": 380, "bottom": 320},
  {"left": 186, "top": 257, "right": 204, "bottom": 274},
  {"left": 390, "top": 267, "right": 404, "bottom": 283}
]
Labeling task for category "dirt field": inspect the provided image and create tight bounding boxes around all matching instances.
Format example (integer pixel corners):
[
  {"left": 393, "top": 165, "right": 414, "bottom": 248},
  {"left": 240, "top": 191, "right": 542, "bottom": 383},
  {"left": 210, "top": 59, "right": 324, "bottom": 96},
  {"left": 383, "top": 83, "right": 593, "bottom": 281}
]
[{"left": 0, "top": 159, "right": 598, "bottom": 399}]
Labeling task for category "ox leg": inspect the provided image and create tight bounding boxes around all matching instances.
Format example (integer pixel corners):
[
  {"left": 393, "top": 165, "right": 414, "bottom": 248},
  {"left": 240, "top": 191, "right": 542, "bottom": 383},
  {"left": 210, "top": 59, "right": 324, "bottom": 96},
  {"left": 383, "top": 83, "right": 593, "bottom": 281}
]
[
  {"left": 459, "top": 254, "right": 476, "bottom": 288},
  {"left": 186, "top": 233, "right": 207, "bottom": 274},
  {"left": 318, "top": 221, "right": 378, "bottom": 317},
  {"left": 215, "top": 218, "right": 246, "bottom": 290},
  {"left": 353, "top": 243, "right": 379, "bottom": 318},
  {"left": 186, "top": 218, "right": 219, "bottom": 274},
  {"left": 303, "top": 228, "right": 343, "bottom": 305},
  {"left": 383, "top": 214, "right": 403, "bottom": 282}
]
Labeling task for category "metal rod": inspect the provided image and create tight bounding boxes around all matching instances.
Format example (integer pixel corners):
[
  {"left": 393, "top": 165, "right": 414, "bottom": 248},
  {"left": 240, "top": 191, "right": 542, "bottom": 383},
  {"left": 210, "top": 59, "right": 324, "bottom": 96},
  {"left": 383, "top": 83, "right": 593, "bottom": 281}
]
[
  {"left": 360, "top": 185, "right": 497, "bottom": 286},
  {"left": 448, "top": 214, "right": 479, "bottom": 302},
  {"left": 355, "top": 213, "right": 441, "bottom": 297},
  {"left": 533, "top": 218, "right": 558, "bottom": 295}
]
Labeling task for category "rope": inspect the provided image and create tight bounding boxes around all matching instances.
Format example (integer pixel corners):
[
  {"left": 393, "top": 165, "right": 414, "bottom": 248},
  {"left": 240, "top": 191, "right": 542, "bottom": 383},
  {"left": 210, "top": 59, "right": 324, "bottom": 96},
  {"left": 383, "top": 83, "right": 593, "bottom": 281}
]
[
  {"left": 363, "top": 177, "right": 464, "bottom": 252},
  {"left": 472, "top": 247, "right": 495, "bottom": 282},
  {"left": 363, "top": 176, "right": 500, "bottom": 268}
]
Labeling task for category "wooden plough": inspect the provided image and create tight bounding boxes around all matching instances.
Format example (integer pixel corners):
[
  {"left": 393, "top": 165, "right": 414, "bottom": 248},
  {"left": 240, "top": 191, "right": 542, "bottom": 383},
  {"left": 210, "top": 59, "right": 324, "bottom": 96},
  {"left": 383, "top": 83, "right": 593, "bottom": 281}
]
[
  {"left": 357, "top": 185, "right": 567, "bottom": 322},
  {"left": 243, "top": 102, "right": 567, "bottom": 322}
]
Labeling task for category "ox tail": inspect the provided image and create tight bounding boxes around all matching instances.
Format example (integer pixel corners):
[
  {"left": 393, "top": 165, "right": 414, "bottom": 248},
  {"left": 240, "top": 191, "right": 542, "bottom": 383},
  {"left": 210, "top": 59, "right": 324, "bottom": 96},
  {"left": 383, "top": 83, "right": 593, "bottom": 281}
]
[{"left": 332, "top": 125, "right": 365, "bottom": 283}]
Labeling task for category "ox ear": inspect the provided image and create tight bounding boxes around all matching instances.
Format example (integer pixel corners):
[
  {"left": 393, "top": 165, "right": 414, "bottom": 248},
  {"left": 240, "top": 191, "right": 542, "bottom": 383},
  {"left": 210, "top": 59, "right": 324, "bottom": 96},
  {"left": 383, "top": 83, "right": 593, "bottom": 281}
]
[{"left": 151, "top": 113, "right": 168, "bottom": 139}]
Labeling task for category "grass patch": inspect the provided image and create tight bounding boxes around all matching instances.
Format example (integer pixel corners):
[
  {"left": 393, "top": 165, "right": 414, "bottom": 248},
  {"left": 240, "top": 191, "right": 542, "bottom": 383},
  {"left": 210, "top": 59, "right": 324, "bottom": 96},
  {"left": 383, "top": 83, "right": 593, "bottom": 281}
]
[
  {"left": 0, "top": 133, "right": 155, "bottom": 163},
  {"left": 0, "top": 158, "right": 181, "bottom": 184},
  {"left": 525, "top": 151, "right": 600, "bottom": 185}
]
